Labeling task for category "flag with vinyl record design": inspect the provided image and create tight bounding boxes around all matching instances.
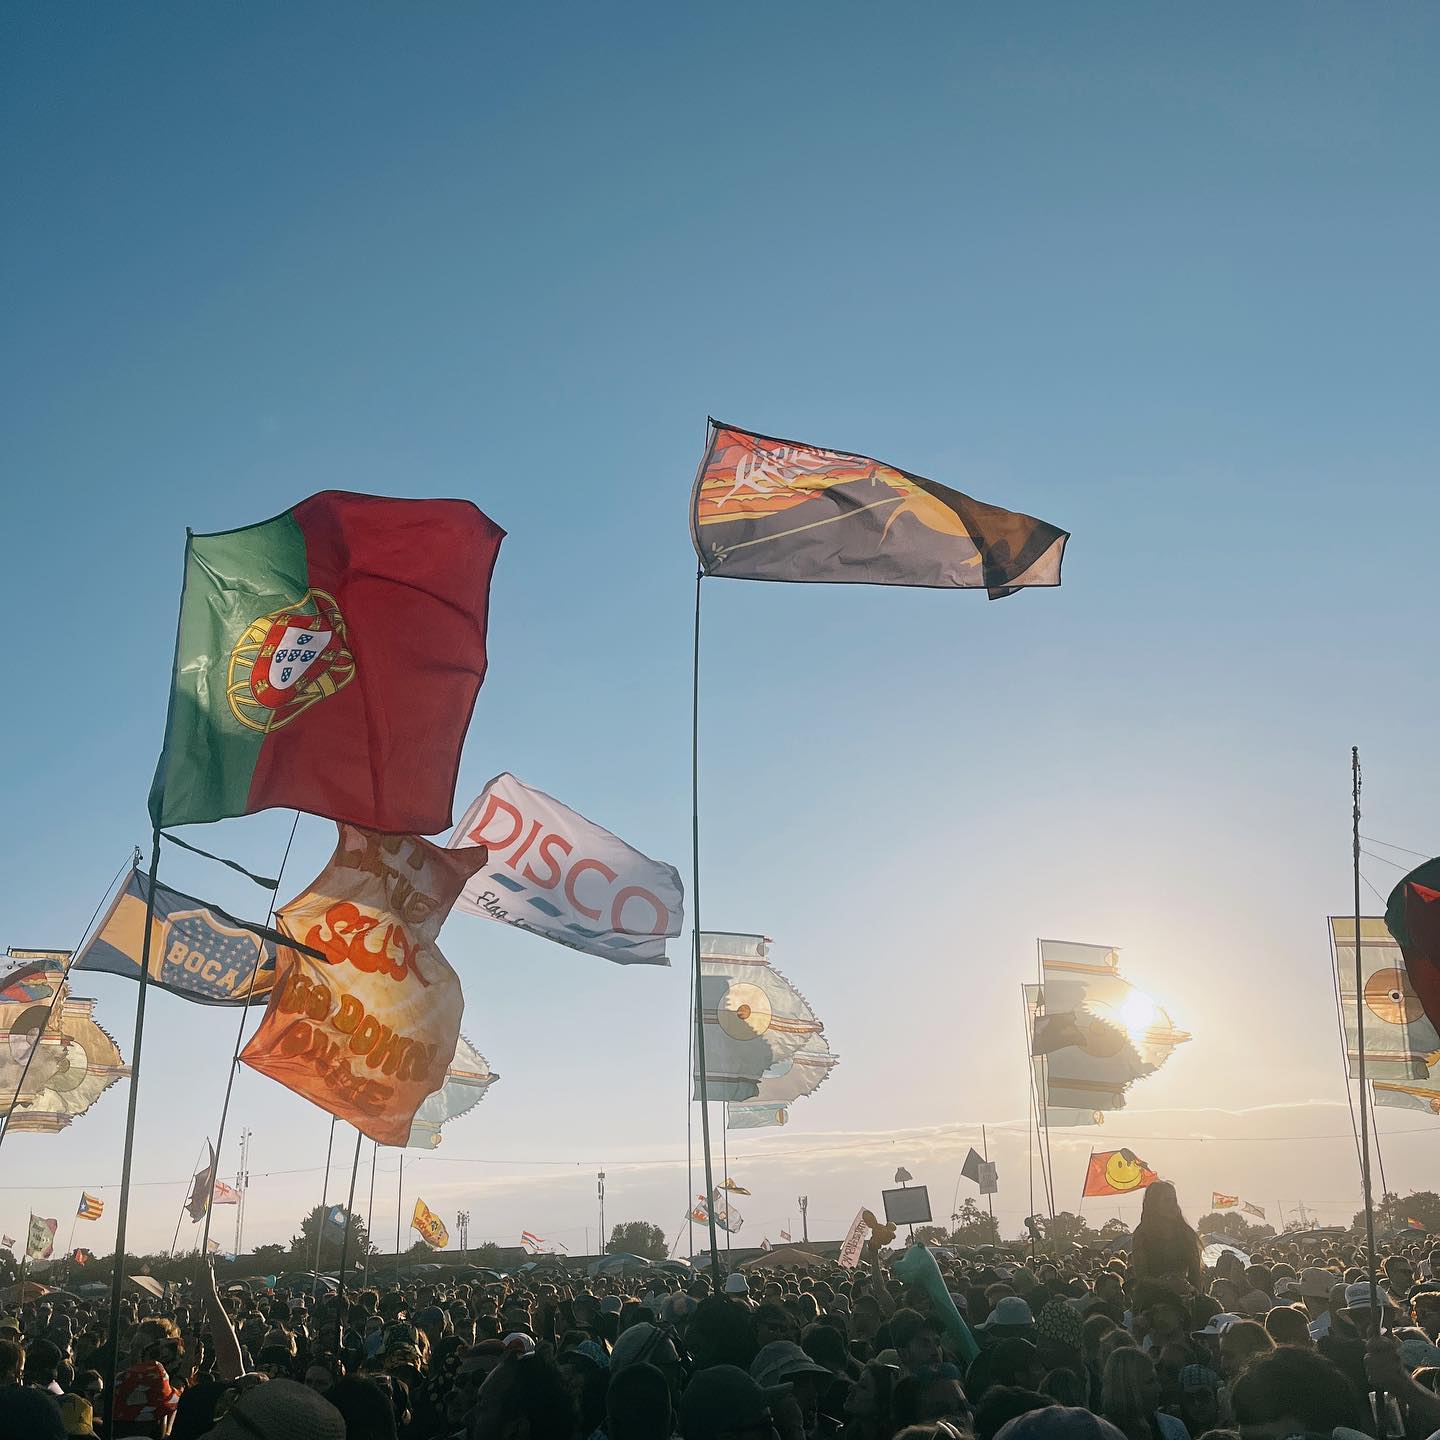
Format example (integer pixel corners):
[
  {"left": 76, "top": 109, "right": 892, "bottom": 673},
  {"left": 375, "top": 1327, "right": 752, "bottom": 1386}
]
[
  {"left": 1385, "top": 858, "right": 1440, "bottom": 1037},
  {"left": 1331, "top": 916, "right": 1439, "bottom": 1080},
  {"left": 149, "top": 490, "right": 504, "bottom": 834},
  {"left": 693, "top": 933, "right": 823, "bottom": 1102}
]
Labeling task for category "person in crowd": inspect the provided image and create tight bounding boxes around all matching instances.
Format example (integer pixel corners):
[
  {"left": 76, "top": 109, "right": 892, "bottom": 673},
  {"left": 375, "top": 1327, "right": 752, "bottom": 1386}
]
[
  {"left": 1228, "top": 1346, "right": 1365, "bottom": 1439},
  {"left": 1129, "top": 1188, "right": 1202, "bottom": 1293},
  {"left": 1100, "top": 1348, "right": 1187, "bottom": 1440}
]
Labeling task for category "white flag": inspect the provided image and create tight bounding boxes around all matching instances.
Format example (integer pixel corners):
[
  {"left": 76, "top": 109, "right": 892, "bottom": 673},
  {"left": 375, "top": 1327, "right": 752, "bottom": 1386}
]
[
  {"left": 449, "top": 774, "right": 683, "bottom": 966},
  {"left": 838, "top": 1209, "right": 869, "bottom": 1270}
]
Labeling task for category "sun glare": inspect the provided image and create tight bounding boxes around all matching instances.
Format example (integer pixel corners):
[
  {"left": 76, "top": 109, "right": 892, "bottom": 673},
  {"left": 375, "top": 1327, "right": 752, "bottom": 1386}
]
[{"left": 1116, "top": 990, "right": 1161, "bottom": 1042}]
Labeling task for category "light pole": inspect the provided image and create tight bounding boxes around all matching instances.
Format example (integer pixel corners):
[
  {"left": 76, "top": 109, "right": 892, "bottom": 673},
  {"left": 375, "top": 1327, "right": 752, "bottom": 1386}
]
[
  {"left": 598, "top": 1172, "right": 606, "bottom": 1256},
  {"left": 456, "top": 1210, "right": 470, "bottom": 1262},
  {"left": 797, "top": 1195, "right": 808, "bottom": 1244}
]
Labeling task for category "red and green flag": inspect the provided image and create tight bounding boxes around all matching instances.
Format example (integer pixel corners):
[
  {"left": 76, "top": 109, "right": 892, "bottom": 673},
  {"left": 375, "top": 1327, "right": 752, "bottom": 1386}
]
[
  {"left": 150, "top": 490, "right": 504, "bottom": 835},
  {"left": 1385, "top": 857, "right": 1440, "bottom": 1034}
]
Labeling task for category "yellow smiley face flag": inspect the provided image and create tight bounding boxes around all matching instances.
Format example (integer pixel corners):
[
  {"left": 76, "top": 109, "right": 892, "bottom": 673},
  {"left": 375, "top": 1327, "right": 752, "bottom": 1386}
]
[
  {"left": 1082, "top": 1148, "right": 1158, "bottom": 1198},
  {"left": 242, "top": 826, "right": 488, "bottom": 1145},
  {"left": 412, "top": 1198, "right": 449, "bottom": 1249}
]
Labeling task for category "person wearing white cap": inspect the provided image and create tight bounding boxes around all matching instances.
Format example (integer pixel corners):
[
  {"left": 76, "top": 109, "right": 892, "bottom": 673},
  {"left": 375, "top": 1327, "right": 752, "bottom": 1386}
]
[
  {"left": 722, "top": 1273, "right": 751, "bottom": 1302},
  {"left": 1296, "top": 1267, "right": 1338, "bottom": 1340}
]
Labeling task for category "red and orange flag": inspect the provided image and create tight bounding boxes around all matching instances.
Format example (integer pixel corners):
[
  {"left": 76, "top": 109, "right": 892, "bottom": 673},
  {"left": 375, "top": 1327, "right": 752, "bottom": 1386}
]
[{"left": 241, "top": 826, "right": 488, "bottom": 1144}]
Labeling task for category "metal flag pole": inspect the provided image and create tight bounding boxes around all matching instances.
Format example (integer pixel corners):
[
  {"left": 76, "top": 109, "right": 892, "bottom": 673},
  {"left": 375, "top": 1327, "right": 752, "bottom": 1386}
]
[
  {"left": 201, "top": 812, "right": 300, "bottom": 1268},
  {"left": 169, "top": 1138, "right": 211, "bottom": 1256},
  {"left": 102, "top": 826, "right": 163, "bottom": 1423},
  {"left": 1352, "top": 750, "right": 1381, "bottom": 1308},
  {"left": 690, "top": 566, "right": 723, "bottom": 1289},
  {"left": 312, "top": 1116, "right": 337, "bottom": 1294},
  {"left": 395, "top": 1153, "right": 404, "bottom": 1284},
  {"left": 333, "top": 1128, "right": 364, "bottom": 1354},
  {"left": 687, "top": 951, "right": 695, "bottom": 1263},
  {"left": 983, "top": 1124, "right": 997, "bottom": 1245},
  {"left": 1035, "top": 942, "right": 1057, "bottom": 1222},
  {"left": 364, "top": 1142, "right": 377, "bottom": 1287}
]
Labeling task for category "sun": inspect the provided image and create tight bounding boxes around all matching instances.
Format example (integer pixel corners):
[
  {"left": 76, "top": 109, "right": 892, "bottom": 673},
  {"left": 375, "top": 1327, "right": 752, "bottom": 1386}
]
[{"left": 1115, "top": 989, "right": 1161, "bottom": 1043}]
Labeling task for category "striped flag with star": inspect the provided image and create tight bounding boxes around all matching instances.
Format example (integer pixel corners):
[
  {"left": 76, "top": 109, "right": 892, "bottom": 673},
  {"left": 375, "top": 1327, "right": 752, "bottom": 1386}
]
[{"left": 77, "top": 1192, "right": 104, "bottom": 1221}]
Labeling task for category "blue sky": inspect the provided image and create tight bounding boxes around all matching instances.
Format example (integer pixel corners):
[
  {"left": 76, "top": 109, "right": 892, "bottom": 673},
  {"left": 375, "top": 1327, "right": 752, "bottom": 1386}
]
[{"left": 4, "top": 3, "right": 1440, "bottom": 1258}]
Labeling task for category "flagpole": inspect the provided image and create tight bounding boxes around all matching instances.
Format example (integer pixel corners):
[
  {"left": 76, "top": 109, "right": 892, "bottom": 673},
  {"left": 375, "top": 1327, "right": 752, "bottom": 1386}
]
[
  {"left": 396, "top": 1153, "right": 404, "bottom": 1284},
  {"left": 65, "top": 1208, "right": 79, "bottom": 1265},
  {"left": 1352, "top": 749, "right": 1381, "bottom": 1310},
  {"left": 690, "top": 566, "right": 723, "bottom": 1289},
  {"left": 312, "top": 1115, "right": 337, "bottom": 1295},
  {"left": 170, "top": 1138, "right": 210, "bottom": 1256},
  {"left": 200, "top": 813, "right": 300, "bottom": 1268},
  {"left": 364, "top": 1142, "right": 377, "bottom": 1288},
  {"left": 103, "top": 825, "right": 163, "bottom": 1425},
  {"left": 721, "top": 1108, "right": 731, "bottom": 1254},
  {"left": 0, "top": 850, "right": 137, "bottom": 1151},
  {"left": 333, "top": 1128, "right": 363, "bottom": 1355},
  {"left": 1035, "top": 942, "right": 1057, "bottom": 1222},
  {"left": 686, "top": 950, "right": 695, "bottom": 1264},
  {"left": 983, "top": 1124, "right": 997, "bottom": 1246}
]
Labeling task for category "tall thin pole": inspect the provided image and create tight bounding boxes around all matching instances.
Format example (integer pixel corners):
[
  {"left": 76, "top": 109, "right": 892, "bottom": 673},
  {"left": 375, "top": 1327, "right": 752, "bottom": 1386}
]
[
  {"left": 687, "top": 951, "right": 695, "bottom": 1263},
  {"left": 312, "top": 1116, "right": 337, "bottom": 1294},
  {"left": 1353, "top": 749, "right": 1381, "bottom": 1313},
  {"left": 396, "top": 1154, "right": 404, "bottom": 1284},
  {"left": 1036, "top": 943, "right": 1057, "bottom": 1222},
  {"left": 364, "top": 1142, "right": 377, "bottom": 1287},
  {"left": 721, "top": 1114, "right": 731, "bottom": 1253},
  {"left": 334, "top": 1128, "right": 363, "bottom": 1354},
  {"left": 690, "top": 567, "right": 722, "bottom": 1287},
  {"left": 983, "top": 1124, "right": 997, "bottom": 1245},
  {"left": 103, "top": 827, "right": 163, "bottom": 1422},
  {"left": 169, "top": 1138, "right": 210, "bottom": 1256},
  {"left": 201, "top": 813, "right": 299, "bottom": 1266}
]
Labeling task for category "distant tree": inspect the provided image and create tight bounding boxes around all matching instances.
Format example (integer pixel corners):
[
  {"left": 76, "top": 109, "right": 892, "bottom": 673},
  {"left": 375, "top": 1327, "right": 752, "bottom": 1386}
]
[
  {"left": 950, "top": 1198, "right": 998, "bottom": 1247},
  {"left": 468, "top": 1242, "right": 502, "bottom": 1268},
  {"left": 606, "top": 1222, "right": 668, "bottom": 1260},
  {"left": 1199, "top": 1211, "right": 1277, "bottom": 1246},
  {"left": 288, "top": 1205, "right": 375, "bottom": 1270},
  {"left": 251, "top": 1243, "right": 287, "bottom": 1270},
  {"left": 912, "top": 1226, "right": 949, "bottom": 1246},
  {"left": 1045, "top": 1211, "right": 1096, "bottom": 1247},
  {"left": 1353, "top": 1190, "right": 1440, "bottom": 1235},
  {"left": 1099, "top": 1217, "right": 1131, "bottom": 1239}
]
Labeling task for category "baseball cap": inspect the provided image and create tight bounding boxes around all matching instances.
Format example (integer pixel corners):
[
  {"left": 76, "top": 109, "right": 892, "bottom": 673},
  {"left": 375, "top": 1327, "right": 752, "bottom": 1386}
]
[
  {"left": 1192, "top": 1313, "right": 1240, "bottom": 1337},
  {"left": 1343, "top": 1281, "right": 1396, "bottom": 1312},
  {"left": 0, "top": 1314, "right": 19, "bottom": 1333},
  {"left": 60, "top": 1393, "right": 97, "bottom": 1437},
  {"left": 724, "top": 1273, "right": 750, "bottom": 1297},
  {"left": 600, "top": 1296, "right": 625, "bottom": 1315},
  {"left": 680, "top": 1364, "right": 789, "bottom": 1440},
  {"left": 503, "top": 1332, "right": 538, "bottom": 1355},
  {"left": 113, "top": 1361, "right": 179, "bottom": 1425},
  {"left": 612, "top": 1322, "right": 679, "bottom": 1373},
  {"left": 750, "top": 1340, "right": 833, "bottom": 1389},
  {"left": 199, "top": 1377, "right": 345, "bottom": 1439},
  {"left": 1179, "top": 1364, "right": 1222, "bottom": 1392}
]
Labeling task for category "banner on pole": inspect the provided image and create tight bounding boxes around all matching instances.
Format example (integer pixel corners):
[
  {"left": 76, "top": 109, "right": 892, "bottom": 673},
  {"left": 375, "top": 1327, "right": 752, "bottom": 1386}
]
[
  {"left": 73, "top": 868, "right": 281, "bottom": 1006},
  {"left": 450, "top": 773, "right": 683, "bottom": 966},
  {"left": 412, "top": 1198, "right": 449, "bottom": 1249},
  {"left": 241, "top": 827, "right": 485, "bottom": 1145},
  {"left": 837, "top": 1209, "right": 868, "bottom": 1270},
  {"left": 27, "top": 1214, "right": 57, "bottom": 1260}
]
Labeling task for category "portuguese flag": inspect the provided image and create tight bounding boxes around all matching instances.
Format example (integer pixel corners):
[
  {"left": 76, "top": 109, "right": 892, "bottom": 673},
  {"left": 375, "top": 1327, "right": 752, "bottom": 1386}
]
[
  {"left": 150, "top": 491, "right": 504, "bottom": 835},
  {"left": 1385, "top": 857, "right": 1440, "bottom": 1034}
]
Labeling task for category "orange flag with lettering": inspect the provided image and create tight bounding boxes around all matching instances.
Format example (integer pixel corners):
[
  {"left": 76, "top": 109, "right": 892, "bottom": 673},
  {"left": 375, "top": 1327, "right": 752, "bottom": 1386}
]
[{"left": 241, "top": 825, "right": 488, "bottom": 1144}]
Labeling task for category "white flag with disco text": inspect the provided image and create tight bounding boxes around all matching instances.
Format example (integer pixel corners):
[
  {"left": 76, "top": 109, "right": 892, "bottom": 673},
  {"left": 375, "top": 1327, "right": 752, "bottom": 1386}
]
[{"left": 449, "top": 773, "right": 683, "bottom": 966}]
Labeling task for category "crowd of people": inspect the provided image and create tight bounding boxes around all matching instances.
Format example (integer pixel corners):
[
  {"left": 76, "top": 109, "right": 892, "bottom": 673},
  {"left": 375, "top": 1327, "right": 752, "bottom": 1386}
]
[{"left": 3, "top": 1184, "right": 1440, "bottom": 1440}]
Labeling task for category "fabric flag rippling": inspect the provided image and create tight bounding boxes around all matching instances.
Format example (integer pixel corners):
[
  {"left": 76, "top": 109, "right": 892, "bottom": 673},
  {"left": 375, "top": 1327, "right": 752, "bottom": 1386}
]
[
  {"left": 695, "top": 933, "right": 824, "bottom": 1103},
  {"left": 241, "top": 827, "right": 484, "bottom": 1145},
  {"left": 150, "top": 490, "right": 504, "bottom": 835},
  {"left": 412, "top": 1199, "right": 449, "bottom": 1249},
  {"left": 1211, "top": 1193, "right": 1238, "bottom": 1209},
  {"left": 27, "top": 1214, "right": 57, "bottom": 1259},
  {"left": 691, "top": 421, "right": 1068, "bottom": 599},
  {"left": 450, "top": 774, "right": 683, "bottom": 966},
  {"left": 727, "top": 1103, "right": 788, "bottom": 1130},
  {"left": 72, "top": 868, "right": 283, "bottom": 1006},
  {"left": 1384, "top": 859, "right": 1440, "bottom": 1036},
  {"left": 404, "top": 1035, "right": 499, "bottom": 1149},
  {"left": 1082, "top": 1149, "right": 1158, "bottom": 1198},
  {"left": 1331, "top": 917, "right": 1438, "bottom": 1080},
  {"left": 77, "top": 1193, "right": 104, "bottom": 1221}
]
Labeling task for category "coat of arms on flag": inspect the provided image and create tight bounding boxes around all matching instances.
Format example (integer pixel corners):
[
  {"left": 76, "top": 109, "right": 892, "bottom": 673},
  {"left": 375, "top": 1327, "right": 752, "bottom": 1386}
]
[{"left": 77, "top": 1192, "right": 104, "bottom": 1221}]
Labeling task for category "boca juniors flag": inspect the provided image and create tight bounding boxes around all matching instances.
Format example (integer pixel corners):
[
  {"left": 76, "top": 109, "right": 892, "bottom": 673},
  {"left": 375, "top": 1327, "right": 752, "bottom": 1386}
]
[
  {"left": 149, "top": 490, "right": 504, "bottom": 835},
  {"left": 691, "top": 421, "right": 1068, "bottom": 599},
  {"left": 73, "top": 869, "right": 284, "bottom": 1006}
]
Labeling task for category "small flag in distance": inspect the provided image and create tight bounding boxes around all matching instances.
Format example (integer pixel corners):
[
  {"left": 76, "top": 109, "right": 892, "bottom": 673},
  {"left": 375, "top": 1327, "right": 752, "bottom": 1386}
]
[
  {"left": 1212, "top": 1192, "right": 1239, "bottom": 1209},
  {"left": 1082, "top": 1149, "right": 1158, "bottom": 1198},
  {"left": 77, "top": 1192, "right": 104, "bottom": 1221}
]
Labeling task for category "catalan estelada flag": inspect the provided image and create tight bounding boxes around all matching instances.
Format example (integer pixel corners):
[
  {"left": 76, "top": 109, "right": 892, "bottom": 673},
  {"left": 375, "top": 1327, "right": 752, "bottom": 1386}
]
[
  {"left": 691, "top": 421, "right": 1067, "bottom": 599},
  {"left": 149, "top": 491, "right": 505, "bottom": 835},
  {"left": 76, "top": 1192, "right": 103, "bottom": 1221},
  {"left": 1082, "top": 1148, "right": 1158, "bottom": 1198}
]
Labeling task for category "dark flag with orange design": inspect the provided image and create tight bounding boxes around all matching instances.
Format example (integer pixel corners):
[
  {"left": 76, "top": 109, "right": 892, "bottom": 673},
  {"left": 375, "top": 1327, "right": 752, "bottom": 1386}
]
[
  {"left": 1386, "top": 857, "right": 1440, "bottom": 1035},
  {"left": 690, "top": 421, "right": 1068, "bottom": 599}
]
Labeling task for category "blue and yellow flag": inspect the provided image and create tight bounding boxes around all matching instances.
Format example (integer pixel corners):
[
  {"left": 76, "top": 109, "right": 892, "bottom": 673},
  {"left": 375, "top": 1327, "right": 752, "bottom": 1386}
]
[{"left": 72, "top": 868, "right": 281, "bottom": 1006}]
